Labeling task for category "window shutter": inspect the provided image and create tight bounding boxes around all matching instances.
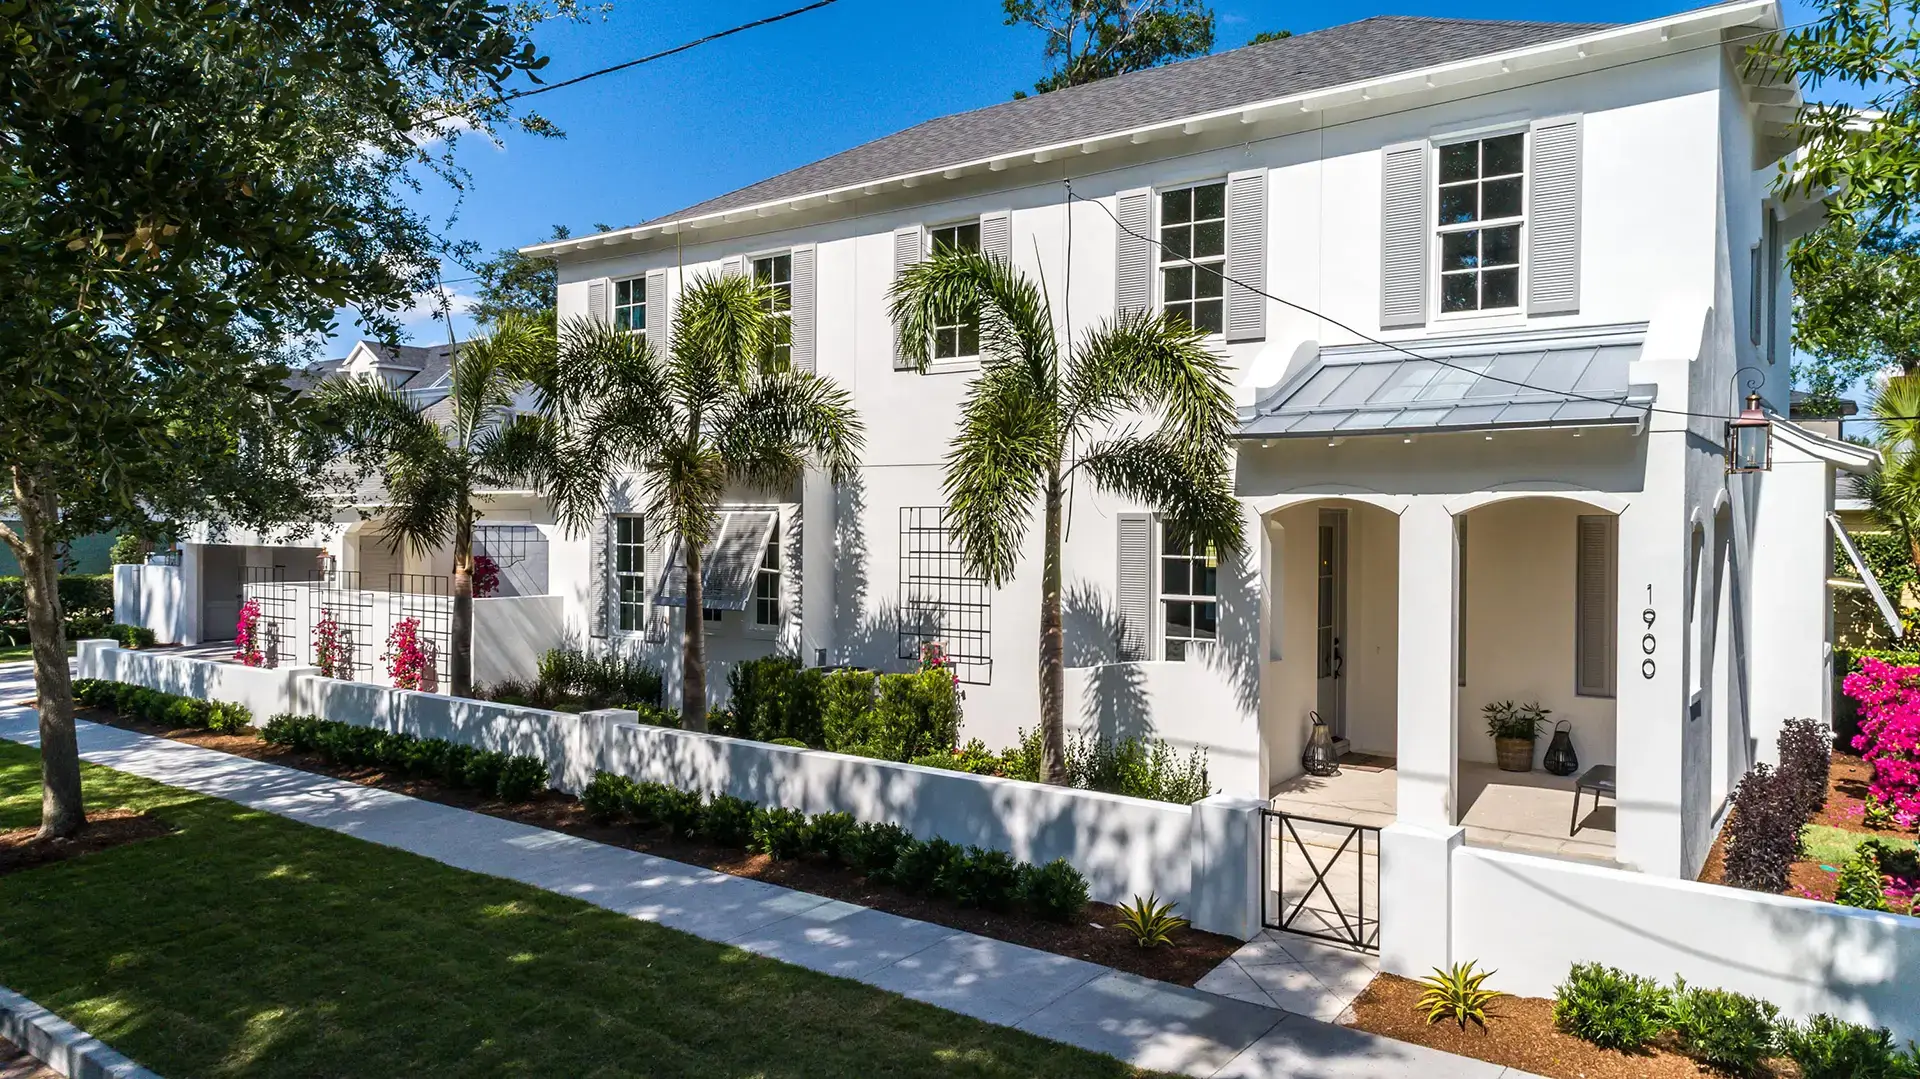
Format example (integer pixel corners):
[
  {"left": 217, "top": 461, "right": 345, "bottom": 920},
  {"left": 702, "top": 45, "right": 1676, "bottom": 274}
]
[
  {"left": 589, "top": 516, "right": 611, "bottom": 639},
  {"left": 1115, "top": 188, "right": 1153, "bottom": 318},
  {"left": 1527, "top": 115, "right": 1582, "bottom": 316},
  {"left": 1575, "top": 515, "right": 1617, "bottom": 697},
  {"left": 790, "top": 244, "right": 816, "bottom": 373},
  {"left": 645, "top": 270, "right": 669, "bottom": 357},
  {"left": 643, "top": 515, "right": 670, "bottom": 642},
  {"left": 721, "top": 255, "right": 745, "bottom": 279},
  {"left": 1225, "top": 168, "right": 1268, "bottom": 342},
  {"left": 1379, "top": 141, "right": 1428, "bottom": 329},
  {"left": 1116, "top": 513, "right": 1153, "bottom": 661},
  {"left": 587, "top": 278, "right": 610, "bottom": 327},
  {"left": 980, "top": 211, "right": 1012, "bottom": 265},
  {"left": 892, "top": 225, "right": 923, "bottom": 370}
]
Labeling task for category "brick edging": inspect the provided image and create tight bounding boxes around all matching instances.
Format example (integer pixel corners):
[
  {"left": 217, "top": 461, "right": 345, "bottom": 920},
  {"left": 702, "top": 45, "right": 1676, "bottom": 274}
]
[{"left": 0, "top": 987, "right": 162, "bottom": 1079}]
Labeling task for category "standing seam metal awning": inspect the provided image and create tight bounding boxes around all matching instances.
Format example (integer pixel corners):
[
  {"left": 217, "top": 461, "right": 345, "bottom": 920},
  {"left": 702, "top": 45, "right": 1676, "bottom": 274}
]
[
  {"left": 1239, "top": 323, "right": 1656, "bottom": 439},
  {"left": 654, "top": 508, "right": 778, "bottom": 610}
]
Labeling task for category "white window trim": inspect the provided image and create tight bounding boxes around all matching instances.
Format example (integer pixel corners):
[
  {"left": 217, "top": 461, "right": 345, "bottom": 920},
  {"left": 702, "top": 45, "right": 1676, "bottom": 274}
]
[
  {"left": 612, "top": 514, "right": 647, "bottom": 637},
  {"left": 1154, "top": 177, "right": 1230, "bottom": 340},
  {"left": 926, "top": 221, "right": 984, "bottom": 369},
  {"left": 745, "top": 514, "right": 783, "bottom": 638},
  {"left": 748, "top": 249, "right": 794, "bottom": 368},
  {"left": 611, "top": 276, "right": 647, "bottom": 336},
  {"left": 1431, "top": 125, "right": 1529, "bottom": 325},
  {"left": 1153, "top": 515, "right": 1220, "bottom": 662}
]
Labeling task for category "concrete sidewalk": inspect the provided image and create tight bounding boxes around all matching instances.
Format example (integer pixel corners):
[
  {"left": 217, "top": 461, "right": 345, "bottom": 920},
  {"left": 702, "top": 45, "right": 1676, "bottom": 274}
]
[{"left": 0, "top": 690, "right": 1533, "bottom": 1076}]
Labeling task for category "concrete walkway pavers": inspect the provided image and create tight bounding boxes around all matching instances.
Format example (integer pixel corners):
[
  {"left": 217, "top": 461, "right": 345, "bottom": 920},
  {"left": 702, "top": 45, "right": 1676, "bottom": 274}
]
[
  {"left": 1198, "top": 932, "right": 1380, "bottom": 1022},
  {"left": 0, "top": 682, "right": 1538, "bottom": 1077}
]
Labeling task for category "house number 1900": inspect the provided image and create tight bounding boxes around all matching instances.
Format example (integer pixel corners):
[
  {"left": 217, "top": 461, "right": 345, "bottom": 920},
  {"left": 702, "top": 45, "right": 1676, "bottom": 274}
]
[{"left": 1641, "top": 585, "right": 1657, "bottom": 679}]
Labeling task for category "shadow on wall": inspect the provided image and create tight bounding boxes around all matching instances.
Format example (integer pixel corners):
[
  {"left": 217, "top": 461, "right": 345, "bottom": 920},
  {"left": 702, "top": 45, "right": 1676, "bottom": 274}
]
[
  {"left": 1063, "top": 583, "right": 1148, "bottom": 742},
  {"left": 829, "top": 474, "right": 911, "bottom": 676}
]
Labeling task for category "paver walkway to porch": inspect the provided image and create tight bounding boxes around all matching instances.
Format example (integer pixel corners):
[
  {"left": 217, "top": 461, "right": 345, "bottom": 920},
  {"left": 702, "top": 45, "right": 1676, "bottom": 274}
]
[{"left": 0, "top": 676, "right": 1535, "bottom": 1076}]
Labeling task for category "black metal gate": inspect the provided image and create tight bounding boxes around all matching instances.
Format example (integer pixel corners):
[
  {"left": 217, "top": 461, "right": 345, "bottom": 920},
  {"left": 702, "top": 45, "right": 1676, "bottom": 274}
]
[{"left": 1261, "top": 809, "right": 1380, "bottom": 953}]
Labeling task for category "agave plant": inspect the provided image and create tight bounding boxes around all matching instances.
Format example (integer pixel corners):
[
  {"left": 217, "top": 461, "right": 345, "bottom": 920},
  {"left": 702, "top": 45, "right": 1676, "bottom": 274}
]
[
  {"left": 1113, "top": 893, "right": 1188, "bottom": 948},
  {"left": 1417, "top": 961, "right": 1505, "bottom": 1030}
]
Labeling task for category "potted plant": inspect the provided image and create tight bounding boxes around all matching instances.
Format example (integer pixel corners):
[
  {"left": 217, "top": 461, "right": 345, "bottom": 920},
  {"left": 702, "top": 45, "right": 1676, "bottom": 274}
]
[{"left": 1484, "top": 700, "right": 1550, "bottom": 772}]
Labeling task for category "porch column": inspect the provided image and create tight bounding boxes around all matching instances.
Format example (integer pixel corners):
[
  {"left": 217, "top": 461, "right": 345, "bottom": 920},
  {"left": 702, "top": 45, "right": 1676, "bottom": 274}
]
[{"left": 1394, "top": 497, "right": 1458, "bottom": 827}]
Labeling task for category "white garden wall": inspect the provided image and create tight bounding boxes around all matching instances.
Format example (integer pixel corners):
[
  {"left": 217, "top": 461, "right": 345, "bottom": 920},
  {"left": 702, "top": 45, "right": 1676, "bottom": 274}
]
[
  {"left": 111, "top": 564, "right": 187, "bottom": 645},
  {"left": 1451, "top": 845, "right": 1920, "bottom": 1041}
]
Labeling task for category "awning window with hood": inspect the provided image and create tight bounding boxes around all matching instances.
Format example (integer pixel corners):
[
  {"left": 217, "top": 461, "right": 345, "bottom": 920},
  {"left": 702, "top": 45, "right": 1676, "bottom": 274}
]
[{"left": 654, "top": 508, "right": 779, "bottom": 611}]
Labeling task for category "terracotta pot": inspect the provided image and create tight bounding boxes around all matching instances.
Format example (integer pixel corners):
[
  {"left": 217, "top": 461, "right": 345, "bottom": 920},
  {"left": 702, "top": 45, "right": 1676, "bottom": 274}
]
[{"left": 1494, "top": 736, "right": 1535, "bottom": 772}]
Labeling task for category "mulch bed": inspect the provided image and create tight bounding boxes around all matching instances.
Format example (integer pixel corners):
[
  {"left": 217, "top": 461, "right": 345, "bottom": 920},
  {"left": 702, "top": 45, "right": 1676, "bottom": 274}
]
[
  {"left": 0, "top": 808, "right": 173, "bottom": 879},
  {"left": 1345, "top": 973, "right": 1800, "bottom": 1079},
  {"left": 74, "top": 705, "right": 1241, "bottom": 986}
]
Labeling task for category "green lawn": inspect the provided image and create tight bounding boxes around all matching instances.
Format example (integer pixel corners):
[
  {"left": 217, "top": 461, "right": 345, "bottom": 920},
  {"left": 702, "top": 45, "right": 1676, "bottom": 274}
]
[
  {"left": 0, "top": 642, "right": 76, "bottom": 664},
  {"left": 0, "top": 743, "right": 1156, "bottom": 1078}
]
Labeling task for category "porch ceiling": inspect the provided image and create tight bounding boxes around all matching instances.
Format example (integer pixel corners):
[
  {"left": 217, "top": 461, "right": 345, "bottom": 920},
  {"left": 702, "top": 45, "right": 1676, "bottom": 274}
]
[{"left": 1239, "top": 323, "right": 1655, "bottom": 440}]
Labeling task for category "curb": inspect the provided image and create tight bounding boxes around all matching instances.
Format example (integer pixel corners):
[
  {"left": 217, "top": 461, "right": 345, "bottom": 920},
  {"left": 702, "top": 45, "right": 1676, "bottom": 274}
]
[{"left": 0, "top": 987, "right": 162, "bottom": 1079}]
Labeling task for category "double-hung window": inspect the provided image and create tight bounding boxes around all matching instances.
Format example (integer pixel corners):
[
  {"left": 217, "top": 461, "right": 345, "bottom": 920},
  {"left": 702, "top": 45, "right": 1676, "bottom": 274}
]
[
  {"left": 752, "top": 253, "right": 793, "bottom": 369},
  {"left": 1159, "top": 182, "right": 1227, "bottom": 334},
  {"left": 613, "top": 278, "right": 647, "bottom": 334},
  {"left": 1436, "top": 132, "right": 1525, "bottom": 314},
  {"left": 614, "top": 515, "right": 646, "bottom": 633},
  {"left": 753, "top": 521, "right": 781, "bottom": 628},
  {"left": 929, "top": 223, "right": 982, "bottom": 360},
  {"left": 1160, "top": 522, "right": 1218, "bottom": 661}
]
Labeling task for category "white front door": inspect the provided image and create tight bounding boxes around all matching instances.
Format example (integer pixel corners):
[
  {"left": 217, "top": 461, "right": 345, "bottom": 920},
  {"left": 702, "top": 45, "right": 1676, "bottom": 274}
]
[{"left": 1316, "top": 509, "right": 1348, "bottom": 739}]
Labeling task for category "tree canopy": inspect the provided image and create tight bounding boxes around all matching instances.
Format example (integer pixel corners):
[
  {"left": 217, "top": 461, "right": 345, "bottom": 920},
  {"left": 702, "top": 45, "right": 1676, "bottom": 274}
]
[
  {"left": 470, "top": 226, "right": 569, "bottom": 330},
  {"left": 1003, "top": 0, "right": 1214, "bottom": 97},
  {"left": 1790, "top": 215, "right": 1920, "bottom": 405}
]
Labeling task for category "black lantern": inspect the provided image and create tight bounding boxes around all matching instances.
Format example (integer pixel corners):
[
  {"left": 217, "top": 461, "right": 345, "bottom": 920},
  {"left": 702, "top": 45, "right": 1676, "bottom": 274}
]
[
  {"left": 1726, "top": 393, "right": 1771, "bottom": 473},
  {"left": 1301, "top": 711, "right": 1341, "bottom": 777},
  {"left": 1543, "top": 720, "right": 1579, "bottom": 777}
]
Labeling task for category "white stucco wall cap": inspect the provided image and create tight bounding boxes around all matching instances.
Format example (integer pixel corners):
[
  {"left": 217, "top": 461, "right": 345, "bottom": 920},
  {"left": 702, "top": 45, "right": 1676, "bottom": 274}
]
[
  {"left": 1445, "top": 488, "right": 1630, "bottom": 516},
  {"left": 1773, "top": 418, "right": 1879, "bottom": 473}
]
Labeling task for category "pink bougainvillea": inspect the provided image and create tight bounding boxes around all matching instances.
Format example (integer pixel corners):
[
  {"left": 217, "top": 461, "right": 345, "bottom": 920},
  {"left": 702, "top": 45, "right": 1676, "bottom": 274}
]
[
  {"left": 384, "top": 616, "right": 436, "bottom": 692},
  {"left": 473, "top": 555, "right": 500, "bottom": 599},
  {"left": 313, "top": 608, "right": 353, "bottom": 679},
  {"left": 234, "top": 598, "right": 266, "bottom": 667},
  {"left": 1842, "top": 656, "right": 1920, "bottom": 830}
]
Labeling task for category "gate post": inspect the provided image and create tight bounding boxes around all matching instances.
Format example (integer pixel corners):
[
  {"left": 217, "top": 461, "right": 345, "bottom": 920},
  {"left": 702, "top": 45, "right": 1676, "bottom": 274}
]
[
  {"left": 1380, "top": 822, "right": 1461, "bottom": 978},
  {"left": 1188, "top": 794, "right": 1266, "bottom": 941}
]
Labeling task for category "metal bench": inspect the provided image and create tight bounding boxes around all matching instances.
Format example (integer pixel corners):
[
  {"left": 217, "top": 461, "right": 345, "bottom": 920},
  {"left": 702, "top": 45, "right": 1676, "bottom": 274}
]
[{"left": 1570, "top": 764, "right": 1615, "bottom": 836}]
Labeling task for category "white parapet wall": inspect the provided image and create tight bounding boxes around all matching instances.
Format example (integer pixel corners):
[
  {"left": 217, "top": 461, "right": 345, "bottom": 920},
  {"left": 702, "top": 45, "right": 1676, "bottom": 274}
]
[
  {"left": 1451, "top": 845, "right": 1920, "bottom": 1041},
  {"left": 112, "top": 564, "right": 187, "bottom": 645},
  {"left": 74, "top": 640, "right": 1264, "bottom": 936},
  {"left": 472, "top": 594, "right": 566, "bottom": 687},
  {"left": 1062, "top": 654, "right": 1263, "bottom": 799}
]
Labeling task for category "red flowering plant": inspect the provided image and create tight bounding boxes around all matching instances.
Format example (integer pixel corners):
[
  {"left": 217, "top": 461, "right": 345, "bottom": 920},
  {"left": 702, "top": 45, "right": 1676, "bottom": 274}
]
[
  {"left": 313, "top": 608, "right": 353, "bottom": 679},
  {"left": 1842, "top": 655, "right": 1920, "bottom": 830},
  {"left": 917, "top": 640, "right": 960, "bottom": 687},
  {"left": 233, "top": 598, "right": 266, "bottom": 667},
  {"left": 473, "top": 555, "right": 500, "bottom": 599},
  {"left": 384, "top": 617, "right": 437, "bottom": 692}
]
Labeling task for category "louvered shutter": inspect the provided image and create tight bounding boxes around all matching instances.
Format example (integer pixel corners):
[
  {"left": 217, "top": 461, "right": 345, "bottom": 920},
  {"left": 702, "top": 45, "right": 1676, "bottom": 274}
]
[
  {"left": 790, "top": 245, "right": 816, "bottom": 372},
  {"left": 1380, "top": 142, "right": 1428, "bottom": 328},
  {"left": 1116, "top": 513, "right": 1153, "bottom": 661},
  {"left": 589, "top": 517, "right": 612, "bottom": 639},
  {"left": 1225, "top": 169, "right": 1268, "bottom": 342},
  {"left": 721, "top": 255, "right": 745, "bottom": 279},
  {"left": 645, "top": 270, "right": 669, "bottom": 357},
  {"left": 1115, "top": 188, "right": 1153, "bottom": 317},
  {"left": 1575, "top": 515, "right": 1616, "bottom": 697},
  {"left": 587, "top": 278, "right": 610, "bottom": 327},
  {"left": 892, "top": 225, "right": 923, "bottom": 370},
  {"left": 643, "top": 515, "right": 670, "bottom": 642},
  {"left": 980, "top": 211, "right": 1012, "bottom": 265},
  {"left": 1527, "top": 115, "right": 1582, "bottom": 316}
]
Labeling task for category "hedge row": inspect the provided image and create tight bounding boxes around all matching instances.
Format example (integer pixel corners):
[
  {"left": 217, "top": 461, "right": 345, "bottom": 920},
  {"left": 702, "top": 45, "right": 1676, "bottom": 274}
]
[
  {"left": 1723, "top": 717, "right": 1833, "bottom": 893},
  {"left": 0, "top": 575, "right": 113, "bottom": 622},
  {"left": 582, "top": 771, "right": 1091, "bottom": 922},
  {"left": 72, "top": 678, "right": 251, "bottom": 733},
  {"left": 262, "top": 714, "right": 550, "bottom": 803}
]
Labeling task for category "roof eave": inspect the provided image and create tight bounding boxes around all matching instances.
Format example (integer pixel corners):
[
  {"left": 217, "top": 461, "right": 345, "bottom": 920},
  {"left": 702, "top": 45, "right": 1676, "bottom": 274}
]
[{"left": 523, "top": 0, "right": 1783, "bottom": 260}]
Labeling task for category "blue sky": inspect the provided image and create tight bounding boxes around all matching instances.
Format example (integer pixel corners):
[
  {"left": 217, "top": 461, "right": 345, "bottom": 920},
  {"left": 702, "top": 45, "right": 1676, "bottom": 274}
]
[{"left": 372, "top": 0, "right": 1821, "bottom": 349}]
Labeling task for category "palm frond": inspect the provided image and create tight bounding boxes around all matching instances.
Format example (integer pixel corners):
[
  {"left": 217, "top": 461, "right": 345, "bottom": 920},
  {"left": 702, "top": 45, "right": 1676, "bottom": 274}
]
[
  {"left": 310, "top": 374, "right": 441, "bottom": 461},
  {"left": 1873, "top": 373, "right": 1920, "bottom": 457},
  {"left": 1078, "top": 433, "right": 1244, "bottom": 553},
  {"left": 536, "top": 317, "right": 682, "bottom": 536},
  {"left": 943, "top": 363, "right": 1057, "bottom": 585},
  {"left": 375, "top": 435, "right": 465, "bottom": 558},
  {"left": 670, "top": 272, "right": 779, "bottom": 402},
  {"left": 890, "top": 250, "right": 1059, "bottom": 396},
  {"left": 1063, "top": 309, "right": 1235, "bottom": 452},
  {"left": 471, "top": 412, "right": 557, "bottom": 492},
  {"left": 713, "top": 368, "right": 866, "bottom": 492}
]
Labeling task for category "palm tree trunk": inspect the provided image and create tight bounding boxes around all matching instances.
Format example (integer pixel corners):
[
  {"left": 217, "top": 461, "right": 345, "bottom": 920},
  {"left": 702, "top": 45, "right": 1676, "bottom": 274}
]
[
  {"left": 11, "top": 466, "right": 82, "bottom": 839},
  {"left": 682, "top": 536, "right": 709, "bottom": 730},
  {"left": 1039, "top": 472, "right": 1068, "bottom": 785},
  {"left": 450, "top": 501, "right": 474, "bottom": 698}
]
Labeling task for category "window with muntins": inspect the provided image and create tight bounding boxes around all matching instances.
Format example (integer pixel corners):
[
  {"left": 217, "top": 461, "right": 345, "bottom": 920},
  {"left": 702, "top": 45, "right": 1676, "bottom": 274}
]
[
  {"left": 614, "top": 516, "right": 646, "bottom": 632},
  {"left": 1161, "top": 522, "right": 1218, "bottom": 661},
  {"left": 753, "top": 521, "right": 781, "bottom": 627},
  {"left": 1159, "top": 182, "right": 1226, "bottom": 334},
  {"left": 613, "top": 278, "right": 647, "bottom": 334},
  {"left": 1437, "top": 133, "right": 1525, "bottom": 314},
  {"left": 929, "top": 223, "right": 982, "bottom": 359},
  {"left": 753, "top": 253, "right": 793, "bottom": 369}
]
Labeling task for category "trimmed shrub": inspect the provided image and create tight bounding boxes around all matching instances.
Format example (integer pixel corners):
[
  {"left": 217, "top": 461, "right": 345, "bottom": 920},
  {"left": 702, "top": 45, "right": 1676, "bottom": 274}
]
[
  {"left": 462, "top": 750, "right": 510, "bottom": 794},
  {"left": 947, "top": 847, "right": 1023, "bottom": 911},
  {"left": 727, "top": 655, "right": 826, "bottom": 747},
  {"left": 495, "top": 755, "right": 548, "bottom": 802},
  {"left": 205, "top": 701, "right": 252, "bottom": 733},
  {"left": 534, "top": 647, "right": 664, "bottom": 709},
  {"left": 1835, "top": 840, "right": 1893, "bottom": 911},
  {"left": 807, "top": 811, "right": 858, "bottom": 865},
  {"left": 751, "top": 807, "right": 812, "bottom": 859},
  {"left": 1021, "top": 858, "right": 1090, "bottom": 923},
  {"left": 909, "top": 738, "right": 1002, "bottom": 775},
  {"left": 624, "top": 781, "right": 672, "bottom": 827},
  {"left": 820, "top": 670, "right": 879, "bottom": 753},
  {"left": 1551, "top": 963, "right": 1668, "bottom": 1052},
  {"left": 1776, "top": 717, "right": 1833, "bottom": 818},
  {"left": 163, "top": 697, "right": 203, "bottom": 729},
  {"left": 109, "top": 623, "right": 156, "bottom": 649},
  {"left": 262, "top": 713, "right": 325, "bottom": 751},
  {"left": 891, "top": 837, "right": 964, "bottom": 897},
  {"left": 1723, "top": 763, "right": 1802, "bottom": 892},
  {"left": 1777, "top": 1014, "right": 1920, "bottom": 1079},
  {"left": 699, "top": 794, "right": 758, "bottom": 847},
  {"left": 582, "top": 771, "right": 633, "bottom": 822},
  {"left": 653, "top": 787, "right": 704, "bottom": 837},
  {"left": 438, "top": 743, "right": 481, "bottom": 787},
  {"left": 632, "top": 703, "right": 681, "bottom": 729},
  {"left": 846, "top": 821, "right": 915, "bottom": 882},
  {"left": 1663, "top": 979, "right": 1779, "bottom": 1077},
  {"left": 398, "top": 737, "right": 450, "bottom": 777}
]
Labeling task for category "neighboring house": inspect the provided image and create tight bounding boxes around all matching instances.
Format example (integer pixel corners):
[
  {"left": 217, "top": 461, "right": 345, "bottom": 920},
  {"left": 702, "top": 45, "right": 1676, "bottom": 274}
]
[{"left": 516, "top": 0, "right": 1879, "bottom": 889}]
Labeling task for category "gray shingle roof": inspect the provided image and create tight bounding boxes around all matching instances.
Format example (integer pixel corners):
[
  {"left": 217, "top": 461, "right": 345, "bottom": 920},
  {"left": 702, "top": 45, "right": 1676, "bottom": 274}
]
[{"left": 653, "top": 14, "right": 1616, "bottom": 225}]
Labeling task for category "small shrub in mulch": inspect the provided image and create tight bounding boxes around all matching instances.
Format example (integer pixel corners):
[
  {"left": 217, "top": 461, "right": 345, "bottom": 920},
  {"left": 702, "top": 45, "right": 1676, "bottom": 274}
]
[{"left": 0, "top": 810, "right": 173, "bottom": 878}]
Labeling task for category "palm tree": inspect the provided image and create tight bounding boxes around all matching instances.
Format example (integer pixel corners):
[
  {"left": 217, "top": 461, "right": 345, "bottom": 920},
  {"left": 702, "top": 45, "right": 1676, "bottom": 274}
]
[
  {"left": 1867, "top": 374, "right": 1920, "bottom": 573},
  {"left": 890, "top": 250, "right": 1242, "bottom": 785},
  {"left": 314, "top": 314, "right": 554, "bottom": 697},
  {"left": 533, "top": 274, "right": 863, "bottom": 730}
]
